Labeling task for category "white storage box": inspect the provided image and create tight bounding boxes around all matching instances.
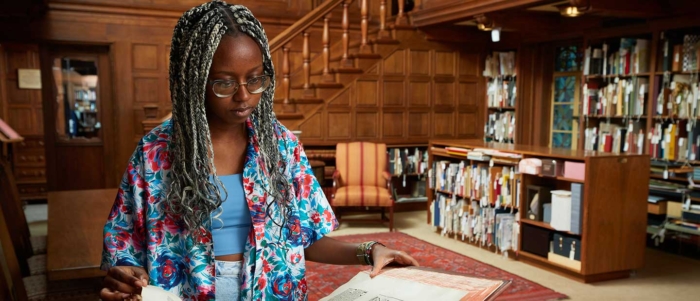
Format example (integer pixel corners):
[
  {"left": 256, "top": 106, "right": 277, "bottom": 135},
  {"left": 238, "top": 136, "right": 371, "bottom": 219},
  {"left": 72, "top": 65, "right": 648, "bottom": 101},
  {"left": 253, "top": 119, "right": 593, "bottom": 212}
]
[{"left": 550, "top": 190, "right": 572, "bottom": 232}]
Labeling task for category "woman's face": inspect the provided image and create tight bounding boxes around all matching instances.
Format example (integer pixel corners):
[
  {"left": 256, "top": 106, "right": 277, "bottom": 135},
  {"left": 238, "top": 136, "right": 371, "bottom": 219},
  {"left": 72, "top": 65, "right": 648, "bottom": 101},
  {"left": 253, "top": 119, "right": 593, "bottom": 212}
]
[{"left": 205, "top": 34, "right": 264, "bottom": 126}]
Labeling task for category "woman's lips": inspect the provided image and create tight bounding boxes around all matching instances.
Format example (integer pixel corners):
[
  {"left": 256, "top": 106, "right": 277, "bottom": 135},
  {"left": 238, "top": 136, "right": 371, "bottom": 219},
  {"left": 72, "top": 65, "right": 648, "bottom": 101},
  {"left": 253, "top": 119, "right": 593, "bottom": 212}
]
[{"left": 232, "top": 107, "right": 253, "bottom": 117}]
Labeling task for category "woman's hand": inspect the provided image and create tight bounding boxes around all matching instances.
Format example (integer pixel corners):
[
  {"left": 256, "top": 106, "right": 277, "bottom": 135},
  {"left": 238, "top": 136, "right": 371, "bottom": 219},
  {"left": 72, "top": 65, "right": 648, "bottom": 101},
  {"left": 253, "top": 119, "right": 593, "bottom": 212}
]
[
  {"left": 369, "top": 245, "right": 419, "bottom": 278},
  {"left": 99, "top": 266, "right": 149, "bottom": 301}
]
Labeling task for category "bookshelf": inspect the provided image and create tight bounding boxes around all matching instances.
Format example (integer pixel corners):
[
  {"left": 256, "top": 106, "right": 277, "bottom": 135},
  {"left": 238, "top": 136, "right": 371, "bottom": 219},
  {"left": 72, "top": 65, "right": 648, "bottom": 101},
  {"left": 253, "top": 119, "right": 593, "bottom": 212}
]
[
  {"left": 427, "top": 139, "right": 649, "bottom": 283},
  {"left": 483, "top": 51, "right": 517, "bottom": 144}
]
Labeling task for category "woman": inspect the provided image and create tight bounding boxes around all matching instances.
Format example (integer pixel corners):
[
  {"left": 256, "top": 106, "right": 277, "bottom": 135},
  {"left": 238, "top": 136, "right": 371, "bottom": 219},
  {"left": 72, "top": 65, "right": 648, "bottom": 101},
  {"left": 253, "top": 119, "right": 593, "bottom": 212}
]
[{"left": 99, "top": 1, "right": 418, "bottom": 300}]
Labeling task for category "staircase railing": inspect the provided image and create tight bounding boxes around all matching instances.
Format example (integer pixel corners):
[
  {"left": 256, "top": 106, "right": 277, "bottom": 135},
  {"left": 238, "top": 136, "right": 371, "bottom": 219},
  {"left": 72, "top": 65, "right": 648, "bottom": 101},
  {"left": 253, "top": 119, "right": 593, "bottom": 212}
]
[{"left": 268, "top": 0, "right": 409, "bottom": 116}]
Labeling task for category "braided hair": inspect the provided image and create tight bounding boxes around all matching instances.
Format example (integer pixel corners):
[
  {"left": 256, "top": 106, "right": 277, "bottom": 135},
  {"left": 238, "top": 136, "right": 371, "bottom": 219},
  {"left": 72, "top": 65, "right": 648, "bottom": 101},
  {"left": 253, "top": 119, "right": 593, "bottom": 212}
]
[{"left": 165, "top": 0, "right": 291, "bottom": 236}]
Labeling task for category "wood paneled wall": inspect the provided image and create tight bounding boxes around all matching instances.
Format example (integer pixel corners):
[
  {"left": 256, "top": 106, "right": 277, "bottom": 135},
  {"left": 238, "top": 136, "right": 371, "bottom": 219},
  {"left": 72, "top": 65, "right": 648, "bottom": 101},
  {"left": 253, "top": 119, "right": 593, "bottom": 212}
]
[
  {"left": 290, "top": 31, "right": 484, "bottom": 145},
  {"left": 0, "top": 44, "right": 48, "bottom": 200},
  {"left": 0, "top": 3, "right": 313, "bottom": 189}
]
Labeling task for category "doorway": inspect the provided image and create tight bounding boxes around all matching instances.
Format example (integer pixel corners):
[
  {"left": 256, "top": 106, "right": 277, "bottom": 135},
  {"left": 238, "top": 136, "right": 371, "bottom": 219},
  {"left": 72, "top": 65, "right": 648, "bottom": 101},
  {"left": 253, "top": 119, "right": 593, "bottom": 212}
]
[{"left": 41, "top": 45, "right": 116, "bottom": 191}]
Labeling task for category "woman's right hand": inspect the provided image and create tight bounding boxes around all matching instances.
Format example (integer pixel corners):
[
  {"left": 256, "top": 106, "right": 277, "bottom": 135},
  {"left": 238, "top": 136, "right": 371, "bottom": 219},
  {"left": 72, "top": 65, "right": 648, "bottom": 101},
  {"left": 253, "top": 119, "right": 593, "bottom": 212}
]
[{"left": 100, "top": 266, "right": 149, "bottom": 301}]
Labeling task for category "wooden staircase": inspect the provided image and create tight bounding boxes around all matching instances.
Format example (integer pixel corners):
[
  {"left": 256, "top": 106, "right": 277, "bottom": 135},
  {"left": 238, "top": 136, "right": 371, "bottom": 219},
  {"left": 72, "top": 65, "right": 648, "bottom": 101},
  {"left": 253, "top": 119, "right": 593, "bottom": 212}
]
[{"left": 270, "top": 0, "right": 411, "bottom": 122}]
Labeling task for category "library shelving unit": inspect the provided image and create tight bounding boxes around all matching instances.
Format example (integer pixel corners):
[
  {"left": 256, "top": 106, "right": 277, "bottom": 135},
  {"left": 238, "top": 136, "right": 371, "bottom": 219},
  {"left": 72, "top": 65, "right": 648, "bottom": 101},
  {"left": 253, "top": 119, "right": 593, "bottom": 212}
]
[
  {"left": 483, "top": 51, "right": 517, "bottom": 144},
  {"left": 427, "top": 139, "right": 649, "bottom": 283}
]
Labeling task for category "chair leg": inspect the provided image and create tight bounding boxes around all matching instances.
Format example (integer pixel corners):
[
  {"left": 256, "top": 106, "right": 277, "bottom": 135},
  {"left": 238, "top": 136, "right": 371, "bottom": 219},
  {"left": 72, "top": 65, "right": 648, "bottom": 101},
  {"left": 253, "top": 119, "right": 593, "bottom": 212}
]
[
  {"left": 389, "top": 205, "right": 394, "bottom": 232},
  {"left": 381, "top": 207, "right": 386, "bottom": 221}
]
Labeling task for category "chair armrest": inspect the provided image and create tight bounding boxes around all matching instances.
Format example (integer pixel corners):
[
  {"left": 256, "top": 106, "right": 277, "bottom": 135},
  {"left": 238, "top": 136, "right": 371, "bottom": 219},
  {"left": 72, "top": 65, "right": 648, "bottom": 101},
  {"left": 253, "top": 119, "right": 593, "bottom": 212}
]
[
  {"left": 331, "top": 169, "right": 340, "bottom": 200},
  {"left": 382, "top": 171, "right": 391, "bottom": 182}
]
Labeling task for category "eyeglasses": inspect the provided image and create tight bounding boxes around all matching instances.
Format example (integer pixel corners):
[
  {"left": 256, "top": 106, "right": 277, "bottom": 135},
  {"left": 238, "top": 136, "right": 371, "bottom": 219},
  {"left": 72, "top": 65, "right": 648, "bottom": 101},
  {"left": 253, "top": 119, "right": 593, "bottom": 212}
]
[{"left": 208, "top": 75, "right": 271, "bottom": 97}]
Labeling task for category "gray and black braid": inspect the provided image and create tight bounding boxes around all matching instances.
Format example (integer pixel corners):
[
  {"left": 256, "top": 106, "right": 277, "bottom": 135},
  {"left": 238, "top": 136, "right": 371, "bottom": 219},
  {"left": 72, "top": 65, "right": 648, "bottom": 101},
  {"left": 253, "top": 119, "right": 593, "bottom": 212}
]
[{"left": 166, "top": 0, "right": 291, "bottom": 236}]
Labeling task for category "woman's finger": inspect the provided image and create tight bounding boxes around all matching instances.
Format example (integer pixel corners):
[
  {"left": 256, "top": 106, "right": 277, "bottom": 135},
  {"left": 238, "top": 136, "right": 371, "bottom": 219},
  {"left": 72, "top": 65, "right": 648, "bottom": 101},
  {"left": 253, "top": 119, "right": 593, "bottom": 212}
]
[
  {"left": 370, "top": 255, "right": 395, "bottom": 278},
  {"left": 104, "top": 275, "right": 142, "bottom": 294},
  {"left": 110, "top": 267, "right": 147, "bottom": 289},
  {"left": 99, "top": 287, "right": 131, "bottom": 301},
  {"left": 396, "top": 251, "right": 420, "bottom": 267}
]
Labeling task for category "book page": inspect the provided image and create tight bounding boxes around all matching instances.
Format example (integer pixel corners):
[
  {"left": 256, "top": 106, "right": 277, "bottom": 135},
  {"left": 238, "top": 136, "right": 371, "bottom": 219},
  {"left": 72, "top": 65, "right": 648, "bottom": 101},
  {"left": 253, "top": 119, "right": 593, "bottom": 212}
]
[{"left": 321, "top": 267, "right": 509, "bottom": 301}]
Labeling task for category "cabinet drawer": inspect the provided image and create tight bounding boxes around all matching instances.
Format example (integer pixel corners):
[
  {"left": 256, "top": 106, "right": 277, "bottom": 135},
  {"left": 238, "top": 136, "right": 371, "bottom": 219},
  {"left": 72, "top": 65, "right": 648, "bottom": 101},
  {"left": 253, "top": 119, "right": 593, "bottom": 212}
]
[
  {"left": 14, "top": 151, "right": 46, "bottom": 167},
  {"left": 17, "top": 183, "right": 47, "bottom": 200},
  {"left": 15, "top": 167, "right": 46, "bottom": 182},
  {"left": 16, "top": 137, "right": 45, "bottom": 151}
]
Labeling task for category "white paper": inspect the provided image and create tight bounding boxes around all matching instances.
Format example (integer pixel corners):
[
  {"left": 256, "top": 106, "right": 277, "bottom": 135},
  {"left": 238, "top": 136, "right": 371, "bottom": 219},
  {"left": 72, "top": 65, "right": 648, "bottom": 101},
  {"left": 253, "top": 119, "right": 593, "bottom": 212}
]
[{"left": 141, "top": 286, "right": 182, "bottom": 301}]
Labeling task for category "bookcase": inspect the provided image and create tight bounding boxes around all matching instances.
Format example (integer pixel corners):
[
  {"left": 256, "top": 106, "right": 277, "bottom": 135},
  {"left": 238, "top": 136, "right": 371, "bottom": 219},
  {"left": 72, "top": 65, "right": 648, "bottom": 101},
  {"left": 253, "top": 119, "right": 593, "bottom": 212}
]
[
  {"left": 575, "top": 23, "right": 700, "bottom": 248},
  {"left": 483, "top": 51, "right": 517, "bottom": 144},
  {"left": 427, "top": 139, "right": 650, "bottom": 283}
]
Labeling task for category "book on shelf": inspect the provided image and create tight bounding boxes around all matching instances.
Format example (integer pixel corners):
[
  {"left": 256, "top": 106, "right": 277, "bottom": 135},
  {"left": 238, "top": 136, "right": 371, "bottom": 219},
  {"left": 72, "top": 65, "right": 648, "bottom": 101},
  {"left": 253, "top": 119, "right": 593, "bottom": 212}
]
[
  {"left": 485, "top": 111, "right": 515, "bottom": 144},
  {"left": 582, "top": 76, "right": 648, "bottom": 117},
  {"left": 583, "top": 120, "right": 644, "bottom": 154},
  {"left": 388, "top": 147, "right": 428, "bottom": 176},
  {"left": 483, "top": 51, "right": 516, "bottom": 78},
  {"left": 583, "top": 38, "right": 650, "bottom": 76}
]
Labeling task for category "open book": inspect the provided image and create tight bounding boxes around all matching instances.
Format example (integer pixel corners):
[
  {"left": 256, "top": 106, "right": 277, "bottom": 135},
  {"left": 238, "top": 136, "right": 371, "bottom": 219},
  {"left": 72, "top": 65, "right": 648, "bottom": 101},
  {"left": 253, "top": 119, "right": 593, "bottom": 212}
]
[{"left": 321, "top": 267, "right": 510, "bottom": 301}]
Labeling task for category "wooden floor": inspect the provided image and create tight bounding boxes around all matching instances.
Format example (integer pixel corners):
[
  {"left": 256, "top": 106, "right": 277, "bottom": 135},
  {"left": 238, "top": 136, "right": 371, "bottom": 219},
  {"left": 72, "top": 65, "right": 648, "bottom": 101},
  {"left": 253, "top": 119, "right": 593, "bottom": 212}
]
[{"left": 27, "top": 206, "right": 699, "bottom": 300}]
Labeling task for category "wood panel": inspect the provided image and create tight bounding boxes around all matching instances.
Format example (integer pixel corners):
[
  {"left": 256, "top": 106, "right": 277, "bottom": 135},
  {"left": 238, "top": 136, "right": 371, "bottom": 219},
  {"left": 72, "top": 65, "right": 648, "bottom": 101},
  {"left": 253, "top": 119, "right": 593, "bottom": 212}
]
[
  {"left": 328, "top": 87, "right": 351, "bottom": 107},
  {"left": 133, "top": 77, "right": 159, "bottom": 103},
  {"left": 435, "top": 51, "right": 456, "bottom": 76},
  {"left": 327, "top": 112, "right": 351, "bottom": 138},
  {"left": 408, "top": 112, "right": 430, "bottom": 137},
  {"left": 583, "top": 156, "right": 649, "bottom": 275},
  {"left": 456, "top": 112, "right": 478, "bottom": 137},
  {"left": 0, "top": 44, "right": 47, "bottom": 200},
  {"left": 383, "top": 49, "right": 405, "bottom": 75},
  {"left": 383, "top": 80, "right": 404, "bottom": 106},
  {"left": 433, "top": 112, "right": 454, "bottom": 137},
  {"left": 132, "top": 44, "right": 158, "bottom": 70},
  {"left": 434, "top": 81, "right": 455, "bottom": 106},
  {"left": 459, "top": 52, "right": 480, "bottom": 77},
  {"left": 355, "top": 112, "right": 378, "bottom": 138},
  {"left": 383, "top": 111, "right": 404, "bottom": 137},
  {"left": 409, "top": 80, "right": 430, "bottom": 106},
  {"left": 299, "top": 112, "right": 323, "bottom": 139},
  {"left": 410, "top": 50, "right": 430, "bottom": 75},
  {"left": 356, "top": 80, "right": 378, "bottom": 106},
  {"left": 458, "top": 82, "right": 478, "bottom": 107}
]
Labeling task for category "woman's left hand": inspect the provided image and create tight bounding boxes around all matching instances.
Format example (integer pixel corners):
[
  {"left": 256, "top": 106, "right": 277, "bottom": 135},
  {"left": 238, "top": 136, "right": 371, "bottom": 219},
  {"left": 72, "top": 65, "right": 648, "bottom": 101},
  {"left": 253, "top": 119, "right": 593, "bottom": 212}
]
[{"left": 369, "top": 244, "right": 420, "bottom": 278}]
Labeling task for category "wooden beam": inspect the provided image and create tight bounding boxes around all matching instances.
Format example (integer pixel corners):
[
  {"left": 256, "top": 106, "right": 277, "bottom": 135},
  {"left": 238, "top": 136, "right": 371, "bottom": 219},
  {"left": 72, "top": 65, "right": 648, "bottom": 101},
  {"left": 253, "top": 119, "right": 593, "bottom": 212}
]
[
  {"left": 410, "top": 0, "right": 559, "bottom": 27},
  {"left": 583, "top": 0, "right": 670, "bottom": 18}
]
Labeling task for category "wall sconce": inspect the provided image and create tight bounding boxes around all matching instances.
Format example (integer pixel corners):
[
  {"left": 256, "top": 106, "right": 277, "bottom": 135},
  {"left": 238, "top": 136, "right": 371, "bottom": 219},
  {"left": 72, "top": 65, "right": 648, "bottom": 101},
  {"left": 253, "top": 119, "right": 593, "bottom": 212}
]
[
  {"left": 475, "top": 14, "right": 494, "bottom": 31},
  {"left": 560, "top": 6, "right": 582, "bottom": 17}
]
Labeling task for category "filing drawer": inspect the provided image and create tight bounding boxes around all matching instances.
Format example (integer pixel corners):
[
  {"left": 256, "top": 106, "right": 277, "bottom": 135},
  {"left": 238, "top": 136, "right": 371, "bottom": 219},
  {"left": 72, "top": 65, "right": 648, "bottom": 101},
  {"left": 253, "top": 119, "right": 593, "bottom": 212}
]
[
  {"left": 552, "top": 233, "right": 581, "bottom": 261},
  {"left": 15, "top": 167, "right": 46, "bottom": 182},
  {"left": 17, "top": 183, "right": 47, "bottom": 200},
  {"left": 16, "top": 137, "right": 45, "bottom": 151},
  {"left": 13, "top": 151, "right": 46, "bottom": 167}
]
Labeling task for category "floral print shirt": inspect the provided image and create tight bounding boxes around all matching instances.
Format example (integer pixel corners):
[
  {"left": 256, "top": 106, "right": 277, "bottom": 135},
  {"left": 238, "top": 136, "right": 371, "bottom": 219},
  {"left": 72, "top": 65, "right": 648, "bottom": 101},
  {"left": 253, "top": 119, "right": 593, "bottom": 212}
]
[{"left": 101, "top": 118, "right": 338, "bottom": 300}]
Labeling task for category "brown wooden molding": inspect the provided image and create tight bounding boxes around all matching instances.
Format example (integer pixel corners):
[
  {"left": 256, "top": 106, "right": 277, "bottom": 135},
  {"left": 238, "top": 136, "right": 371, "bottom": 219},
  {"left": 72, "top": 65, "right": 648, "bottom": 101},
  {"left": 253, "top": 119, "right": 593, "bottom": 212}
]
[
  {"left": 47, "top": 2, "right": 299, "bottom": 26},
  {"left": 410, "top": 0, "right": 551, "bottom": 27}
]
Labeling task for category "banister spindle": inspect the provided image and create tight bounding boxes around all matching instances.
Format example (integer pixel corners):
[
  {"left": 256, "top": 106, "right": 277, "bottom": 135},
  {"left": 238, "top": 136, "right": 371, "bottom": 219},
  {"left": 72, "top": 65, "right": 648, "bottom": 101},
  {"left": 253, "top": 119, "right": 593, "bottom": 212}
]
[
  {"left": 340, "top": 0, "right": 352, "bottom": 68},
  {"left": 359, "top": 0, "right": 370, "bottom": 53},
  {"left": 377, "top": 0, "right": 390, "bottom": 39},
  {"left": 282, "top": 46, "right": 292, "bottom": 110},
  {"left": 302, "top": 31, "right": 314, "bottom": 97},
  {"left": 396, "top": 0, "right": 408, "bottom": 25},
  {"left": 322, "top": 13, "right": 334, "bottom": 82}
]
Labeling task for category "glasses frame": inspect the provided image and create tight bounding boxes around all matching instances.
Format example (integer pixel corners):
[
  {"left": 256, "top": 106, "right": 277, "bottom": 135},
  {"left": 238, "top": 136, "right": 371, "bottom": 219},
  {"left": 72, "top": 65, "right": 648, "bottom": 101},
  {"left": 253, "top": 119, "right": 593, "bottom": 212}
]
[{"left": 208, "top": 74, "right": 271, "bottom": 98}]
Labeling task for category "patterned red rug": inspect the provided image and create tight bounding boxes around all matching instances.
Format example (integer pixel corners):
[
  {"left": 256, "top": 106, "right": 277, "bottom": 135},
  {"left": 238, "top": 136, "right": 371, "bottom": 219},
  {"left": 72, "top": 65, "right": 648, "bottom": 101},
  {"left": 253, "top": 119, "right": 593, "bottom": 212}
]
[{"left": 306, "top": 232, "right": 567, "bottom": 301}]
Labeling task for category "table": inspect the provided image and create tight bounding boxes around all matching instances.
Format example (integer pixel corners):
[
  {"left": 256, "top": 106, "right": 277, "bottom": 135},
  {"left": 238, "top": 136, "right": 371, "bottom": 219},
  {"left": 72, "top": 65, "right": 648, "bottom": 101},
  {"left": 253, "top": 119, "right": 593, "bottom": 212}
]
[{"left": 47, "top": 188, "right": 117, "bottom": 281}]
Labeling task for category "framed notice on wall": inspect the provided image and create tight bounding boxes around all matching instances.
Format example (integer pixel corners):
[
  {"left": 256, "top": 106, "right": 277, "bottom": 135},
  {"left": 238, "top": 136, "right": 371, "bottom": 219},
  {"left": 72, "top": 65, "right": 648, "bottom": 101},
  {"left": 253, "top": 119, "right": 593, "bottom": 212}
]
[{"left": 18, "top": 68, "right": 42, "bottom": 89}]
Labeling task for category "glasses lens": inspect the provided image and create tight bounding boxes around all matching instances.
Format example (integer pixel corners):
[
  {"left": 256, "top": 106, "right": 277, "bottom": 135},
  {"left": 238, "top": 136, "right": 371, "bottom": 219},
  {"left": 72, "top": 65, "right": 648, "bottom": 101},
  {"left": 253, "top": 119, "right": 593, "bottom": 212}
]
[
  {"left": 247, "top": 76, "right": 270, "bottom": 94},
  {"left": 213, "top": 81, "right": 238, "bottom": 97}
]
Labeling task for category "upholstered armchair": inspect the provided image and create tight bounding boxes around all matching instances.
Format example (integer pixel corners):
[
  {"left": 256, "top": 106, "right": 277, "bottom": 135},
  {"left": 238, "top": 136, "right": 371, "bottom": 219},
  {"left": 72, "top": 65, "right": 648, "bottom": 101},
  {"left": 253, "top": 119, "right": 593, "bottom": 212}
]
[{"left": 331, "top": 142, "right": 395, "bottom": 231}]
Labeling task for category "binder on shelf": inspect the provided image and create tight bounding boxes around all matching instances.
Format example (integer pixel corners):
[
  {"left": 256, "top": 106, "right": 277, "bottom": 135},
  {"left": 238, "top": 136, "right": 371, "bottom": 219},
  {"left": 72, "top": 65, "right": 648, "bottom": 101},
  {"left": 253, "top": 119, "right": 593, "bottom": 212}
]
[{"left": 570, "top": 183, "right": 583, "bottom": 235}]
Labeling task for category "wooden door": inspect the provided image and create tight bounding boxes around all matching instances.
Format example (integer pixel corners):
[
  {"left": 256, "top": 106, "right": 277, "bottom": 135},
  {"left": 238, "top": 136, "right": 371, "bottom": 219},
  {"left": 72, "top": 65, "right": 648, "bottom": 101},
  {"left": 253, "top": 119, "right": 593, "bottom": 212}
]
[{"left": 41, "top": 45, "right": 116, "bottom": 191}]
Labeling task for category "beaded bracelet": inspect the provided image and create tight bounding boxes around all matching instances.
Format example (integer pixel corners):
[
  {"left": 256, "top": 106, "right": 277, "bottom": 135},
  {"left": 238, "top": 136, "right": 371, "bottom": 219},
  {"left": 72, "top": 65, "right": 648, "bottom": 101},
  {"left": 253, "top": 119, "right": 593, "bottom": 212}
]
[{"left": 355, "top": 241, "right": 385, "bottom": 266}]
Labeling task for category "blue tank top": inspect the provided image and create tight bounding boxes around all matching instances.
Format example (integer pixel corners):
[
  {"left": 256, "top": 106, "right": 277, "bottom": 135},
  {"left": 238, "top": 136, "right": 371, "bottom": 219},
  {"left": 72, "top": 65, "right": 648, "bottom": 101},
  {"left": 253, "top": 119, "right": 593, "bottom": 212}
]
[{"left": 210, "top": 174, "right": 251, "bottom": 256}]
